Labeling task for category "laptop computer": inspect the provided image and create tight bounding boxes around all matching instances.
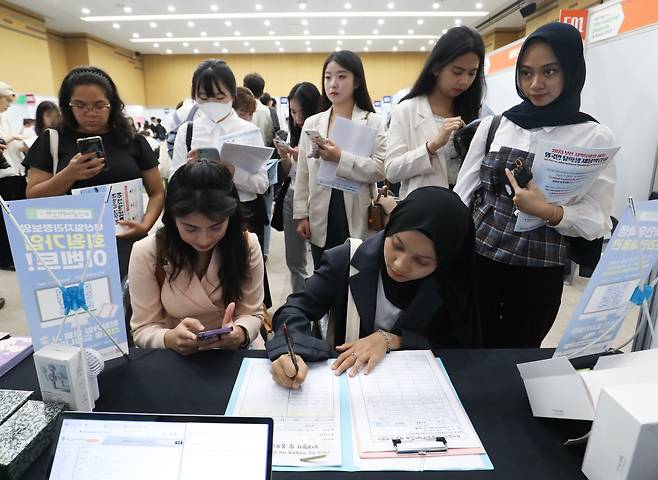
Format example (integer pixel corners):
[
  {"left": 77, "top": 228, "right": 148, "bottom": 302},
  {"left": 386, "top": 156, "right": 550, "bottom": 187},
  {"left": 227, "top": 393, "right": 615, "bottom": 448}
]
[{"left": 46, "top": 412, "right": 273, "bottom": 479}]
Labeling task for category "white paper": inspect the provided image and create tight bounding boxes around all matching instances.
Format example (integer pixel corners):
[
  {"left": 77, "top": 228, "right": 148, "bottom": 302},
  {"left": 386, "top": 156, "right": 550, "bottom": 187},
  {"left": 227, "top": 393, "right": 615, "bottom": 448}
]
[
  {"left": 514, "top": 141, "right": 620, "bottom": 232},
  {"left": 348, "top": 350, "right": 483, "bottom": 453},
  {"left": 219, "top": 142, "right": 274, "bottom": 175},
  {"left": 232, "top": 359, "right": 342, "bottom": 467},
  {"left": 71, "top": 178, "right": 144, "bottom": 235},
  {"left": 316, "top": 116, "right": 377, "bottom": 194}
]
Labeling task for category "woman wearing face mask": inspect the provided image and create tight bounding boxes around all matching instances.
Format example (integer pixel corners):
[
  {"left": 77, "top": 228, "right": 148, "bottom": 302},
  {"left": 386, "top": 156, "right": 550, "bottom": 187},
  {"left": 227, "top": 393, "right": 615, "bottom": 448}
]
[
  {"left": 295, "top": 50, "right": 387, "bottom": 269},
  {"left": 273, "top": 82, "right": 321, "bottom": 293},
  {"left": 267, "top": 186, "right": 480, "bottom": 389},
  {"left": 129, "top": 161, "right": 264, "bottom": 353},
  {"left": 454, "top": 23, "right": 616, "bottom": 348},
  {"left": 386, "top": 26, "right": 486, "bottom": 197}
]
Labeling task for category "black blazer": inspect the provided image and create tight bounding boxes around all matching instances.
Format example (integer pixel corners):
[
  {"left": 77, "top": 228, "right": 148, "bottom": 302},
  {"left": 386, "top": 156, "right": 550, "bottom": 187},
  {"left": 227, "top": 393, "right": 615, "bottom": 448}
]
[{"left": 266, "top": 232, "right": 475, "bottom": 362}]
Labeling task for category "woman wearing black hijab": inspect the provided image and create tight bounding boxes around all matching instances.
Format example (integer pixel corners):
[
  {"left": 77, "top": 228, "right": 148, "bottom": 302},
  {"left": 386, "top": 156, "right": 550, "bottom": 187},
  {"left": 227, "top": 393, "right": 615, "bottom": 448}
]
[
  {"left": 454, "top": 22, "right": 616, "bottom": 348},
  {"left": 267, "top": 186, "right": 480, "bottom": 389}
]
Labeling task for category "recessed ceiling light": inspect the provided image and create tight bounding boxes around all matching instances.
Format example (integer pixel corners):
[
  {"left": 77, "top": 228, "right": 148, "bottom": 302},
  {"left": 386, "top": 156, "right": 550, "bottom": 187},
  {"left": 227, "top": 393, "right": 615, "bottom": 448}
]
[
  {"left": 243, "top": 41, "right": 250, "bottom": 46},
  {"left": 363, "top": 46, "right": 369, "bottom": 51},
  {"left": 408, "top": 29, "right": 414, "bottom": 34},
  {"left": 166, "top": 49, "right": 172, "bottom": 54},
  {"left": 378, "top": 19, "right": 385, "bottom": 25},
  {"left": 222, "top": 48, "right": 228, "bottom": 53},
  {"left": 200, "top": 31, "right": 207, "bottom": 36},
  {"left": 344, "top": 2, "right": 352, "bottom": 9},
  {"left": 167, "top": 6, "right": 175, "bottom": 12},
  {"left": 442, "top": 28, "right": 447, "bottom": 34},
  {"left": 187, "top": 21, "right": 194, "bottom": 27},
  {"left": 153, "top": 42, "right": 159, "bottom": 47},
  {"left": 428, "top": 39, "right": 434, "bottom": 44},
  {"left": 392, "top": 46, "right": 398, "bottom": 51},
  {"left": 123, "top": 6, "right": 132, "bottom": 13},
  {"left": 255, "top": 3, "right": 263, "bottom": 10},
  {"left": 132, "top": 33, "right": 139, "bottom": 38},
  {"left": 373, "top": 29, "right": 379, "bottom": 34},
  {"left": 337, "top": 40, "right": 343, "bottom": 45},
  {"left": 398, "top": 39, "right": 404, "bottom": 44},
  {"left": 166, "top": 32, "right": 173, "bottom": 37},
  {"left": 341, "top": 19, "right": 348, "bottom": 25},
  {"left": 476, "top": 2, "right": 483, "bottom": 9},
  {"left": 193, "top": 48, "right": 199, "bottom": 53},
  {"left": 183, "top": 42, "right": 189, "bottom": 47},
  {"left": 112, "top": 23, "right": 120, "bottom": 29},
  {"left": 298, "top": 1, "right": 307, "bottom": 9},
  {"left": 279, "top": 47, "right": 285, "bottom": 52},
  {"left": 339, "top": 29, "right": 345, "bottom": 35},
  {"left": 213, "top": 41, "right": 220, "bottom": 46},
  {"left": 455, "top": 19, "right": 462, "bottom": 25},
  {"left": 211, "top": 4, "right": 219, "bottom": 11},
  {"left": 387, "top": 2, "right": 395, "bottom": 8},
  {"left": 306, "top": 47, "right": 312, "bottom": 52},
  {"left": 234, "top": 30, "right": 241, "bottom": 35},
  {"left": 250, "top": 48, "right": 255, "bottom": 53},
  {"left": 275, "top": 40, "right": 281, "bottom": 45},
  {"left": 269, "top": 30, "right": 275, "bottom": 35},
  {"left": 366, "top": 39, "right": 372, "bottom": 45},
  {"left": 301, "top": 19, "right": 308, "bottom": 26},
  {"left": 149, "top": 22, "right": 157, "bottom": 28},
  {"left": 335, "top": 46, "right": 340, "bottom": 52},
  {"left": 305, "top": 40, "right": 310, "bottom": 45},
  {"left": 433, "top": 2, "right": 440, "bottom": 8},
  {"left": 264, "top": 20, "right": 271, "bottom": 26},
  {"left": 303, "top": 29, "right": 310, "bottom": 35},
  {"left": 417, "top": 18, "right": 424, "bottom": 25},
  {"left": 225, "top": 20, "right": 232, "bottom": 26},
  {"left": 81, "top": 7, "right": 90, "bottom": 14},
  {"left": 420, "top": 46, "right": 426, "bottom": 51}
]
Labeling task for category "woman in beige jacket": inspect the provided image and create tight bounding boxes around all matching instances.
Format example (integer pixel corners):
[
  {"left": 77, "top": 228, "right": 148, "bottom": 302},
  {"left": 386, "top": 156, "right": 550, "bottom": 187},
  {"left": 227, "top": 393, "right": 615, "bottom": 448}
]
[
  {"left": 294, "top": 50, "right": 386, "bottom": 269},
  {"left": 129, "top": 161, "right": 264, "bottom": 354}
]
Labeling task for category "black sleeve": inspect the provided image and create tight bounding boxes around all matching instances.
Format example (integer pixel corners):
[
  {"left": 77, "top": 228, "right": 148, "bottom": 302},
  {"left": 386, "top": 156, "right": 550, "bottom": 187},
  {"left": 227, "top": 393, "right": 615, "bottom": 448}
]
[
  {"left": 133, "top": 135, "right": 159, "bottom": 170},
  {"left": 22, "top": 130, "right": 55, "bottom": 173},
  {"left": 266, "top": 244, "right": 351, "bottom": 362}
]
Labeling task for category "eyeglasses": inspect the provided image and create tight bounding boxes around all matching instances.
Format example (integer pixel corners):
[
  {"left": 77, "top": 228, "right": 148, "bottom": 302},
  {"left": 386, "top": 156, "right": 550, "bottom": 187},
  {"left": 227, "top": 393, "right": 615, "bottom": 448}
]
[{"left": 69, "top": 102, "right": 111, "bottom": 113}]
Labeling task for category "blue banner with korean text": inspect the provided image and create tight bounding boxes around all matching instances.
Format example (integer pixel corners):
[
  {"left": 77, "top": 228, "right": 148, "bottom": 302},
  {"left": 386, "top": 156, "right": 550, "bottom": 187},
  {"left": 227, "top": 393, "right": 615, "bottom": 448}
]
[{"left": 2, "top": 193, "right": 128, "bottom": 360}]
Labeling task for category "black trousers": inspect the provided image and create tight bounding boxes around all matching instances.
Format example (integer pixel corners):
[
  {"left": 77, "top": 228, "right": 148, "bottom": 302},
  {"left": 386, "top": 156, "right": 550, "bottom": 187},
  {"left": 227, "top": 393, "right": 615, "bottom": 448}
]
[
  {"left": 242, "top": 197, "right": 272, "bottom": 308},
  {"left": 476, "top": 254, "right": 564, "bottom": 348},
  {"left": 0, "top": 175, "right": 26, "bottom": 268}
]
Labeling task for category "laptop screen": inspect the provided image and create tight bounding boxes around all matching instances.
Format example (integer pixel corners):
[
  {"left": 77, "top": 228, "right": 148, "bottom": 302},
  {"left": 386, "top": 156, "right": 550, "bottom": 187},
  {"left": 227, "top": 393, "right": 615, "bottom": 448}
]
[{"left": 48, "top": 414, "right": 272, "bottom": 480}]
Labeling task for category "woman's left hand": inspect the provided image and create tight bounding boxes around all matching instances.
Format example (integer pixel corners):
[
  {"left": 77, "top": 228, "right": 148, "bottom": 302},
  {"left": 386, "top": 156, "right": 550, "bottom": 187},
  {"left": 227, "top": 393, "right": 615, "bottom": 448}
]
[
  {"left": 332, "top": 332, "right": 389, "bottom": 377},
  {"left": 505, "top": 168, "right": 553, "bottom": 219},
  {"left": 117, "top": 220, "right": 149, "bottom": 239},
  {"left": 198, "top": 303, "right": 248, "bottom": 350},
  {"left": 316, "top": 139, "right": 342, "bottom": 163}
]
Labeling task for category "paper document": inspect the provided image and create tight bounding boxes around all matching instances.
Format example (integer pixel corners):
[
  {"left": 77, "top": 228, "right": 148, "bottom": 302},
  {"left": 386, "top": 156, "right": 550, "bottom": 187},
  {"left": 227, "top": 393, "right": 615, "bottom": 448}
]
[
  {"left": 219, "top": 142, "right": 274, "bottom": 175},
  {"left": 348, "top": 350, "right": 484, "bottom": 455},
  {"left": 230, "top": 359, "right": 341, "bottom": 467},
  {"left": 316, "top": 116, "right": 377, "bottom": 194},
  {"left": 72, "top": 178, "right": 144, "bottom": 235},
  {"left": 515, "top": 141, "right": 619, "bottom": 232}
]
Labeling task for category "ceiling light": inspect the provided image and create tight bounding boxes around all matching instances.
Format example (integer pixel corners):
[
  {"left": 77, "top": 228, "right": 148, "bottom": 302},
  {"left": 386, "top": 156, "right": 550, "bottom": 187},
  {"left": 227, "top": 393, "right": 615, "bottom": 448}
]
[
  {"left": 225, "top": 20, "right": 232, "bottom": 26},
  {"left": 298, "top": 1, "right": 307, "bottom": 9},
  {"left": 373, "top": 29, "right": 379, "bottom": 34},
  {"left": 275, "top": 40, "right": 281, "bottom": 45},
  {"left": 339, "top": 29, "right": 345, "bottom": 34},
  {"left": 213, "top": 41, "right": 220, "bottom": 46},
  {"left": 193, "top": 48, "right": 199, "bottom": 53},
  {"left": 250, "top": 47, "right": 255, "bottom": 52},
  {"left": 153, "top": 42, "right": 159, "bottom": 47},
  {"left": 392, "top": 46, "right": 398, "bottom": 51},
  {"left": 341, "top": 19, "right": 348, "bottom": 25},
  {"left": 337, "top": 40, "right": 343, "bottom": 45},
  {"left": 442, "top": 28, "right": 447, "bottom": 34},
  {"left": 387, "top": 2, "right": 395, "bottom": 8},
  {"left": 234, "top": 30, "right": 241, "bottom": 35},
  {"left": 454, "top": 18, "right": 462, "bottom": 25},
  {"left": 187, "top": 21, "right": 195, "bottom": 27},
  {"left": 222, "top": 48, "right": 228, "bottom": 53},
  {"left": 269, "top": 30, "right": 275, "bottom": 35},
  {"left": 335, "top": 46, "right": 340, "bottom": 51},
  {"left": 433, "top": 2, "right": 440, "bottom": 8},
  {"left": 255, "top": 3, "right": 263, "bottom": 10},
  {"left": 243, "top": 40, "right": 250, "bottom": 45},
  {"left": 363, "top": 46, "right": 369, "bottom": 51},
  {"left": 200, "top": 31, "right": 207, "bottom": 36},
  {"left": 306, "top": 47, "right": 312, "bottom": 51},
  {"left": 123, "top": 6, "right": 132, "bottom": 13},
  {"left": 476, "top": 2, "right": 483, "bottom": 9},
  {"left": 149, "top": 22, "right": 157, "bottom": 28},
  {"left": 378, "top": 18, "right": 384, "bottom": 25},
  {"left": 166, "top": 32, "right": 173, "bottom": 37},
  {"left": 167, "top": 6, "right": 176, "bottom": 12},
  {"left": 398, "top": 39, "right": 404, "bottom": 44},
  {"left": 112, "top": 23, "right": 120, "bottom": 29},
  {"left": 305, "top": 40, "right": 310, "bottom": 45},
  {"left": 301, "top": 19, "right": 308, "bottom": 25},
  {"left": 279, "top": 47, "right": 285, "bottom": 52},
  {"left": 344, "top": 2, "right": 352, "bottom": 9},
  {"left": 81, "top": 7, "right": 90, "bottom": 14},
  {"left": 417, "top": 18, "right": 424, "bottom": 24},
  {"left": 303, "top": 29, "right": 310, "bottom": 35},
  {"left": 264, "top": 19, "right": 271, "bottom": 26},
  {"left": 166, "top": 49, "right": 172, "bottom": 53},
  {"left": 211, "top": 4, "right": 219, "bottom": 11},
  {"left": 408, "top": 29, "right": 414, "bottom": 34},
  {"left": 132, "top": 33, "right": 139, "bottom": 38},
  {"left": 366, "top": 39, "right": 372, "bottom": 45},
  {"left": 183, "top": 41, "right": 189, "bottom": 46},
  {"left": 420, "top": 46, "right": 426, "bottom": 51},
  {"left": 428, "top": 39, "right": 434, "bottom": 44}
]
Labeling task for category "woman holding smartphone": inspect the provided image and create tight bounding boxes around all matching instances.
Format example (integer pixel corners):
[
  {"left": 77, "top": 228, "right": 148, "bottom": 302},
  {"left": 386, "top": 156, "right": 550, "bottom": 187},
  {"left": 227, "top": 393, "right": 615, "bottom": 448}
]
[
  {"left": 129, "top": 161, "right": 264, "bottom": 353},
  {"left": 295, "top": 50, "right": 387, "bottom": 269},
  {"left": 23, "top": 66, "right": 165, "bottom": 280}
]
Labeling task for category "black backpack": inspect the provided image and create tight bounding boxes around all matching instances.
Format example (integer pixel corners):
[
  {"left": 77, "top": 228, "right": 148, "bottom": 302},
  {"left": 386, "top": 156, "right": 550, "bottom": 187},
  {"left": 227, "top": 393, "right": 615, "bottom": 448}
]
[{"left": 453, "top": 114, "right": 502, "bottom": 160}]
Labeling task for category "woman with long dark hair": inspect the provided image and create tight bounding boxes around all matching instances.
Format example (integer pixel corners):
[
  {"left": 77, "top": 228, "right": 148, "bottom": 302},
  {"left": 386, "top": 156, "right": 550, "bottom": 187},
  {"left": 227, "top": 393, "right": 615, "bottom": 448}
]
[
  {"left": 294, "top": 50, "right": 387, "bottom": 269},
  {"left": 273, "top": 82, "right": 321, "bottom": 292},
  {"left": 386, "top": 26, "right": 485, "bottom": 197},
  {"left": 23, "top": 66, "right": 165, "bottom": 279},
  {"left": 34, "top": 101, "right": 61, "bottom": 136},
  {"left": 129, "top": 161, "right": 265, "bottom": 353}
]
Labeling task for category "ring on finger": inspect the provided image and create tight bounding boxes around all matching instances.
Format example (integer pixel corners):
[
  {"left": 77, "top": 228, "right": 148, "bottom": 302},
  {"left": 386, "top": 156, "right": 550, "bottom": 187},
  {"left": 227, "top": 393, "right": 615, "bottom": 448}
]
[{"left": 350, "top": 352, "right": 357, "bottom": 358}]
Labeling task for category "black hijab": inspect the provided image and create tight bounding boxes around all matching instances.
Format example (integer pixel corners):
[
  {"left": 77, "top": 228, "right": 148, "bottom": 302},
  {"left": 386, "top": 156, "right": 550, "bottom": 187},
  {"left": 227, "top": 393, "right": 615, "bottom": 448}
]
[
  {"left": 381, "top": 187, "right": 480, "bottom": 345},
  {"left": 503, "top": 22, "right": 597, "bottom": 129}
]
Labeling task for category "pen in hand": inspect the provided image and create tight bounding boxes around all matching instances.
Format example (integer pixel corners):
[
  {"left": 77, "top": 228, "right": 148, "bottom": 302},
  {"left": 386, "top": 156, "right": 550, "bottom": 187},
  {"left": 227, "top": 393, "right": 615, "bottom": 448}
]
[{"left": 282, "top": 323, "right": 299, "bottom": 376}]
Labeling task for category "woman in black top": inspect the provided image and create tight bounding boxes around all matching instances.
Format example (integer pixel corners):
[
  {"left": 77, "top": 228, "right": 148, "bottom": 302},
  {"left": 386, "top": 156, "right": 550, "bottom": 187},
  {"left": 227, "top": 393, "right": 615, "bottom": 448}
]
[{"left": 23, "top": 66, "right": 165, "bottom": 279}]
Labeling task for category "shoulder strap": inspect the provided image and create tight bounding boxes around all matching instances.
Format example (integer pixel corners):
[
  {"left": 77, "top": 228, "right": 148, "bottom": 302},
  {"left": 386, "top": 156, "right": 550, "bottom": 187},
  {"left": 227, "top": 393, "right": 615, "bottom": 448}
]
[
  {"left": 485, "top": 114, "right": 502, "bottom": 155},
  {"left": 185, "top": 121, "right": 193, "bottom": 153},
  {"left": 48, "top": 129, "right": 59, "bottom": 176},
  {"left": 186, "top": 104, "right": 199, "bottom": 122},
  {"left": 345, "top": 238, "right": 364, "bottom": 344}
]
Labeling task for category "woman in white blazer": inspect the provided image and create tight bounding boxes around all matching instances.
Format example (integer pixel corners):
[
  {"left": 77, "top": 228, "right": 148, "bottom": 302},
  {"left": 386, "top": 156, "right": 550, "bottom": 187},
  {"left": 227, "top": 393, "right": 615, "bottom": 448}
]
[
  {"left": 294, "top": 50, "right": 386, "bottom": 268},
  {"left": 385, "top": 26, "right": 485, "bottom": 198}
]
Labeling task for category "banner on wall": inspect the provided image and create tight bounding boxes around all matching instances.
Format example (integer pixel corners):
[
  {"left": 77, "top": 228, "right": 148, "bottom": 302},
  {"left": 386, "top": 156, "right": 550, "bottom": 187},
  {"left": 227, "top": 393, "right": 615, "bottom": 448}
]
[
  {"left": 2, "top": 193, "right": 128, "bottom": 361},
  {"left": 560, "top": 9, "right": 589, "bottom": 39},
  {"left": 588, "top": 0, "right": 658, "bottom": 44}
]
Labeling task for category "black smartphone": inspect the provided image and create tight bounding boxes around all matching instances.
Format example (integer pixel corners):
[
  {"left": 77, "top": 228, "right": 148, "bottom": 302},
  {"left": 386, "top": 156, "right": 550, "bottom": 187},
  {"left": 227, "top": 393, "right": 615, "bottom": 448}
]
[
  {"left": 77, "top": 136, "right": 107, "bottom": 170},
  {"left": 196, "top": 147, "right": 221, "bottom": 162}
]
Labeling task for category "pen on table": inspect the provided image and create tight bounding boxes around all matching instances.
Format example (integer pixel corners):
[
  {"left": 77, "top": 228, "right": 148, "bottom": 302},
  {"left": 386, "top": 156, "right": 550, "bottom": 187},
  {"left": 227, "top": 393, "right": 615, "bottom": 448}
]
[
  {"left": 282, "top": 323, "right": 299, "bottom": 376},
  {"left": 300, "top": 454, "right": 327, "bottom": 463}
]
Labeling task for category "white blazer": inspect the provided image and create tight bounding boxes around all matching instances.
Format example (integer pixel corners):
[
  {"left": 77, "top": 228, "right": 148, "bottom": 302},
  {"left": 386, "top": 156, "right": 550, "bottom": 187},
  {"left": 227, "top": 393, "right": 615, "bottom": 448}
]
[
  {"left": 293, "top": 105, "right": 386, "bottom": 248},
  {"left": 385, "top": 95, "right": 453, "bottom": 199}
]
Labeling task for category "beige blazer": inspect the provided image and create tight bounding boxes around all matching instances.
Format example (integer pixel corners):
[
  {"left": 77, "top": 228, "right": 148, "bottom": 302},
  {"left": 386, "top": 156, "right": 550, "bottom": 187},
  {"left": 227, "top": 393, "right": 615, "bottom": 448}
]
[
  {"left": 129, "top": 233, "right": 264, "bottom": 349},
  {"left": 385, "top": 95, "right": 452, "bottom": 199},
  {"left": 293, "top": 105, "right": 386, "bottom": 247}
]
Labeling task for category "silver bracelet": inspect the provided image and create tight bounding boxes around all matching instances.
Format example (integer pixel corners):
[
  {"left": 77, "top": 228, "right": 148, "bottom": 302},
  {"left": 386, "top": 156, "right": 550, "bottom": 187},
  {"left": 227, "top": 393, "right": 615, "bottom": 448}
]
[{"left": 377, "top": 329, "right": 392, "bottom": 354}]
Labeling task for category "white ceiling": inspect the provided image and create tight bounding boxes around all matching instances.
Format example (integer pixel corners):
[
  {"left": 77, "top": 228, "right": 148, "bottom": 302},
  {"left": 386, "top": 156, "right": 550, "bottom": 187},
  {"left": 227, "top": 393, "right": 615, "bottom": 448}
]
[{"left": 15, "top": 0, "right": 519, "bottom": 54}]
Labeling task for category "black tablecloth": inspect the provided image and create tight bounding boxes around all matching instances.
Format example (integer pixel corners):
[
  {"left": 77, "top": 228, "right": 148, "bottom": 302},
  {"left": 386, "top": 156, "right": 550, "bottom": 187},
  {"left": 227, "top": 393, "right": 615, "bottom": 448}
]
[{"left": 0, "top": 348, "right": 590, "bottom": 479}]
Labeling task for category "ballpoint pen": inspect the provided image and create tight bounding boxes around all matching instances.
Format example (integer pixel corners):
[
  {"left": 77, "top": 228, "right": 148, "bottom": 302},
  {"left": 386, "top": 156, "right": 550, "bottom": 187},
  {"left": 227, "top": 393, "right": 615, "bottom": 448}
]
[{"left": 282, "top": 323, "right": 299, "bottom": 376}]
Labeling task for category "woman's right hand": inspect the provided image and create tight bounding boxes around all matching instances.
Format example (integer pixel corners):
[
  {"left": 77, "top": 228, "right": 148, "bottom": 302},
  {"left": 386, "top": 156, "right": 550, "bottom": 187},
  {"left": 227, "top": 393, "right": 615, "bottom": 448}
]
[
  {"left": 63, "top": 152, "right": 105, "bottom": 181},
  {"left": 164, "top": 317, "right": 204, "bottom": 356},
  {"left": 296, "top": 218, "right": 311, "bottom": 239},
  {"left": 271, "top": 354, "right": 309, "bottom": 389},
  {"left": 427, "top": 116, "right": 465, "bottom": 153}
]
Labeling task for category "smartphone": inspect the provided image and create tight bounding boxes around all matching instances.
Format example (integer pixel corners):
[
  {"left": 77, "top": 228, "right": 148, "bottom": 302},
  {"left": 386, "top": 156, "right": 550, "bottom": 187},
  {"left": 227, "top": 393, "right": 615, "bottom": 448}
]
[
  {"left": 305, "top": 129, "right": 326, "bottom": 145},
  {"left": 196, "top": 326, "right": 233, "bottom": 341},
  {"left": 274, "top": 138, "right": 292, "bottom": 150},
  {"left": 77, "top": 136, "right": 107, "bottom": 170},
  {"left": 196, "top": 147, "right": 221, "bottom": 162}
]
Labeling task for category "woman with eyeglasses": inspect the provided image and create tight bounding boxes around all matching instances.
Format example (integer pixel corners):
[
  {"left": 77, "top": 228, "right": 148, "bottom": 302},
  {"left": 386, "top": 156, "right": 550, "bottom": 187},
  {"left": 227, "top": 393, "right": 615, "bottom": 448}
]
[{"left": 23, "top": 66, "right": 165, "bottom": 280}]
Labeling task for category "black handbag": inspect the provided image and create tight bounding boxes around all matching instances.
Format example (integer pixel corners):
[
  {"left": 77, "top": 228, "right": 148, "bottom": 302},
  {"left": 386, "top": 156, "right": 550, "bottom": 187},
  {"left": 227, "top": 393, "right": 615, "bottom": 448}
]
[{"left": 270, "top": 176, "right": 291, "bottom": 232}]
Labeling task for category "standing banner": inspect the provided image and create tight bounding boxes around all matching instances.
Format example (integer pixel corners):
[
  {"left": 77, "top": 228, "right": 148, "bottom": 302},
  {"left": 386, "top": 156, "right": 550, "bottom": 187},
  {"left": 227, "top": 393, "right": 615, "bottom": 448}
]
[
  {"left": 2, "top": 193, "right": 128, "bottom": 360},
  {"left": 554, "top": 200, "right": 658, "bottom": 358}
]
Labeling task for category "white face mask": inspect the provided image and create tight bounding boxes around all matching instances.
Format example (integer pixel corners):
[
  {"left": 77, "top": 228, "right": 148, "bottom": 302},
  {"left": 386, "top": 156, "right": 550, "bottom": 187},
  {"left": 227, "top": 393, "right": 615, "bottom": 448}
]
[{"left": 198, "top": 101, "right": 233, "bottom": 122}]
